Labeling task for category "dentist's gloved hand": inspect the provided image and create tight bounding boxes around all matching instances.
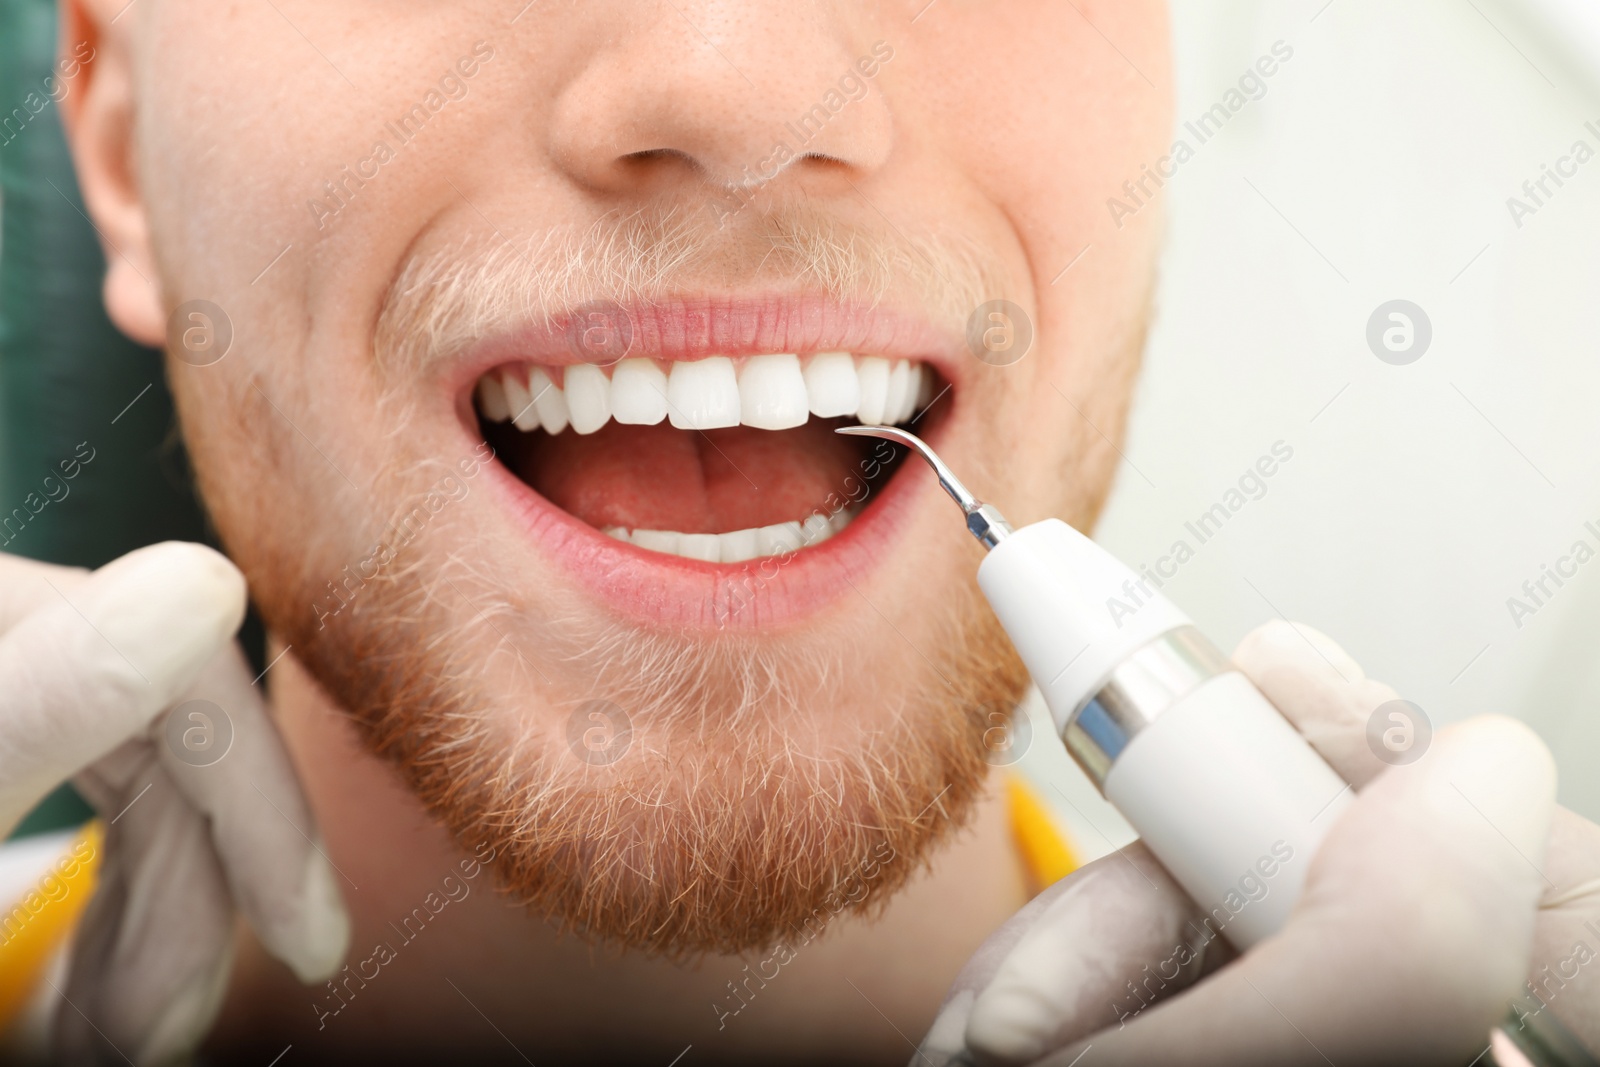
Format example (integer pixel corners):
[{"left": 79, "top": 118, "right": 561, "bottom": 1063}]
[
  {"left": 0, "top": 543, "right": 350, "bottom": 1065},
  {"left": 918, "top": 620, "right": 1600, "bottom": 1067}
]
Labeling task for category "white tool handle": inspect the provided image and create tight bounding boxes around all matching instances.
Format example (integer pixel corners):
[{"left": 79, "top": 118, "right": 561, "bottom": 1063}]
[
  {"left": 1105, "top": 671, "right": 1350, "bottom": 947},
  {"left": 978, "top": 519, "right": 1352, "bottom": 947}
]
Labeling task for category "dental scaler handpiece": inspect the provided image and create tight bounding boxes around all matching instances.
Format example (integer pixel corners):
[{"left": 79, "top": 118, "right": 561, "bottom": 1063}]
[{"left": 838, "top": 426, "right": 1352, "bottom": 948}]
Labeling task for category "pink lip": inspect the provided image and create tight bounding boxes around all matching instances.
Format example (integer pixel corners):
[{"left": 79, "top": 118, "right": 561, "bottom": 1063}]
[
  {"left": 453, "top": 293, "right": 959, "bottom": 630},
  {"left": 450, "top": 292, "right": 964, "bottom": 385}
]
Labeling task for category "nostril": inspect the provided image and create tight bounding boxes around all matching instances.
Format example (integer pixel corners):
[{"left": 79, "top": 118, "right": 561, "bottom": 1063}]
[
  {"left": 615, "top": 147, "right": 704, "bottom": 183},
  {"left": 620, "top": 147, "right": 692, "bottom": 166}
]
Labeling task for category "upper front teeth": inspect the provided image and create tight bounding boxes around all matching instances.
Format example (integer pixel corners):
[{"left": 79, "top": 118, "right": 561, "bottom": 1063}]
[
  {"left": 736, "top": 353, "right": 808, "bottom": 430},
  {"left": 475, "top": 353, "right": 934, "bottom": 434},
  {"left": 802, "top": 351, "right": 861, "bottom": 418},
  {"left": 667, "top": 356, "right": 742, "bottom": 430},
  {"left": 564, "top": 364, "right": 611, "bottom": 434}
]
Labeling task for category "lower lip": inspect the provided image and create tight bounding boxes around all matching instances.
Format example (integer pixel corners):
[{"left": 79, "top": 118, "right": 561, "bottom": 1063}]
[{"left": 478, "top": 426, "right": 932, "bottom": 630}]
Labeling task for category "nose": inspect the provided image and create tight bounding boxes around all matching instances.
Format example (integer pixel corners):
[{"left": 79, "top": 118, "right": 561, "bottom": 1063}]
[{"left": 546, "top": 2, "right": 894, "bottom": 197}]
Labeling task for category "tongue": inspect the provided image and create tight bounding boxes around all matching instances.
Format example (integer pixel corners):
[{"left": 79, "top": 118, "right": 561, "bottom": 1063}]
[{"left": 506, "top": 420, "right": 870, "bottom": 533}]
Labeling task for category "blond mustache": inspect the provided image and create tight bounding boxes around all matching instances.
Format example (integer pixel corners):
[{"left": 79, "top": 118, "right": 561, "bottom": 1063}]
[{"left": 374, "top": 204, "right": 1011, "bottom": 381}]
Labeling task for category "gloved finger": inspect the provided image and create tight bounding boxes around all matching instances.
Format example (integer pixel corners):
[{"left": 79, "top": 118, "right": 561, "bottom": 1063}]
[
  {"left": 915, "top": 843, "right": 1230, "bottom": 1067},
  {"left": 0, "top": 542, "right": 246, "bottom": 832},
  {"left": 59, "top": 743, "right": 236, "bottom": 1067},
  {"left": 1034, "top": 716, "right": 1557, "bottom": 1066},
  {"left": 154, "top": 643, "right": 349, "bottom": 983},
  {"left": 1231, "top": 619, "right": 1404, "bottom": 788},
  {"left": 1520, "top": 818, "right": 1600, "bottom": 1039},
  {"left": 0, "top": 552, "right": 86, "bottom": 632},
  {"left": 1237, "top": 622, "right": 1600, "bottom": 1052},
  {"left": 1525, "top": 807, "right": 1600, "bottom": 1055}
]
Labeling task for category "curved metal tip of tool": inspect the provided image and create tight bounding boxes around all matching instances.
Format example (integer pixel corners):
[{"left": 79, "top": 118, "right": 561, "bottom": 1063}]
[
  {"left": 834, "top": 426, "right": 1014, "bottom": 550},
  {"left": 835, "top": 425, "right": 927, "bottom": 455},
  {"left": 835, "top": 426, "right": 972, "bottom": 505}
]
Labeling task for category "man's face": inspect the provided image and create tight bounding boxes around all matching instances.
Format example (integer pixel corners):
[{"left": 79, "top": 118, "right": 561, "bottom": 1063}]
[{"left": 70, "top": 0, "right": 1170, "bottom": 953}]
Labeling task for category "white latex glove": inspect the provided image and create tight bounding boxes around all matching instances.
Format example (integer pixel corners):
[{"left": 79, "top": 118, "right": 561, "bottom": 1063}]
[
  {"left": 917, "top": 620, "right": 1600, "bottom": 1067},
  {"left": 0, "top": 543, "right": 350, "bottom": 1065}
]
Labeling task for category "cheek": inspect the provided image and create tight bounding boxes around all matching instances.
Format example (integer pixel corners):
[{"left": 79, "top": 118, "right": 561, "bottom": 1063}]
[
  {"left": 167, "top": 369, "right": 305, "bottom": 570},
  {"left": 888, "top": 0, "right": 1168, "bottom": 463},
  {"left": 139, "top": 5, "right": 501, "bottom": 342}
]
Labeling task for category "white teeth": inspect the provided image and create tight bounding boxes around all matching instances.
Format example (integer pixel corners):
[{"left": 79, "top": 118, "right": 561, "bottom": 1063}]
[
  {"left": 631, "top": 529, "right": 679, "bottom": 555},
  {"left": 903, "top": 363, "right": 925, "bottom": 421},
  {"left": 801, "top": 513, "right": 832, "bottom": 542},
  {"left": 563, "top": 363, "right": 612, "bottom": 435},
  {"left": 502, "top": 370, "right": 541, "bottom": 432},
  {"left": 677, "top": 533, "right": 722, "bottom": 562},
  {"left": 477, "top": 375, "right": 512, "bottom": 423},
  {"left": 855, "top": 356, "right": 891, "bottom": 425},
  {"left": 529, "top": 367, "right": 569, "bottom": 435},
  {"left": 719, "top": 527, "right": 761, "bottom": 563},
  {"left": 611, "top": 359, "right": 669, "bottom": 425},
  {"left": 758, "top": 521, "right": 805, "bottom": 556},
  {"left": 884, "top": 360, "right": 912, "bottom": 425},
  {"left": 478, "top": 355, "right": 931, "bottom": 434},
  {"left": 804, "top": 351, "right": 861, "bottom": 418},
  {"left": 667, "top": 356, "right": 741, "bottom": 430},
  {"left": 603, "top": 509, "right": 855, "bottom": 563},
  {"left": 738, "top": 353, "right": 809, "bottom": 430},
  {"left": 914, "top": 363, "right": 935, "bottom": 409}
]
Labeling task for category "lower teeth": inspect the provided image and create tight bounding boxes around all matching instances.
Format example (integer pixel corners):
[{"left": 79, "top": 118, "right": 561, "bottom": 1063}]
[{"left": 604, "top": 508, "right": 855, "bottom": 563}]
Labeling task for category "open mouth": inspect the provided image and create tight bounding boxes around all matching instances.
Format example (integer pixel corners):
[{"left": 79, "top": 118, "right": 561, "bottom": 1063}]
[{"left": 474, "top": 351, "right": 938, "bottom": 566}]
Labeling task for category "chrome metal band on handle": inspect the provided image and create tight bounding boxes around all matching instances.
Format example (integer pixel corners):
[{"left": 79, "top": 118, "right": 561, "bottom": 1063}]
[{"left": 1062, "top": 626, "right": 1231, "bottom": 790}]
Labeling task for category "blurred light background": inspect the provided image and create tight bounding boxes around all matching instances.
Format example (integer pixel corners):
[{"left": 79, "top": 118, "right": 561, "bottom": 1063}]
[{"left": 1026, "top": 0, "right": 1600, "bottom": 859}]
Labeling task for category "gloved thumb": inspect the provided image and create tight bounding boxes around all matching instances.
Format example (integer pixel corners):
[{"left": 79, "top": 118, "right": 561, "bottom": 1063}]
[{"left": 0, "top": 542, "right": 246, "bottom": 832}]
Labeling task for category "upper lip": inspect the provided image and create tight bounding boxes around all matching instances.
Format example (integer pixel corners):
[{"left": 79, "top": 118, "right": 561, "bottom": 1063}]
[{"left": 454, "top": 292, "right": 965, "bottom": 385}]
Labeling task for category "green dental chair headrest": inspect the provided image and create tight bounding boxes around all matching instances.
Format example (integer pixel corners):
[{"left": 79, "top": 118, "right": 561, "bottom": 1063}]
[{"left": 0, "top": 0, "right": 213, "bottom": 834}]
